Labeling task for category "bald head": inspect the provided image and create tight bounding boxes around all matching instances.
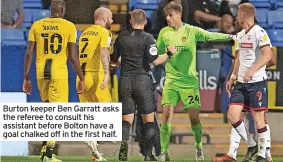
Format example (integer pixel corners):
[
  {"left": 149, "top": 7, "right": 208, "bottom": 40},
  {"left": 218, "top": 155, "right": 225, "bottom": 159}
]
[
  {"left": 94, "top": 7, "right": 112, "bottom": 21},
  {"left": 94, "top": 7, "right": 113, "bottom": 30},
  {"left": 50, "top": 0, "right": 66, "bottom": 18}
]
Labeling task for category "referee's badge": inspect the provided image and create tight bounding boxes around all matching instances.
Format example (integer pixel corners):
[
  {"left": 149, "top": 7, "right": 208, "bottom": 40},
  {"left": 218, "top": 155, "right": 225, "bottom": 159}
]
[
  {"left": 149, "top": 44, "right": 157, "bottom": 56},
  {"left": 181, "top": 37, "right": 187, "bottom": 42}
]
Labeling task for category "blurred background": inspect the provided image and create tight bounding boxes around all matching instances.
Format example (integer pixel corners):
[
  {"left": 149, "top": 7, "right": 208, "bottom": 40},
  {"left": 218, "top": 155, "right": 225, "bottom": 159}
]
[{"left": 1, "top": 0, "right": 283, "bottom": 158}]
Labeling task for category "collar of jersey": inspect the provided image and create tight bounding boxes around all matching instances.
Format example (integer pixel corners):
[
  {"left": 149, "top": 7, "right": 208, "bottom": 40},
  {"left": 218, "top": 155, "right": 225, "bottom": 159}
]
[{"left": 245, "top": 23, "right": 256, "bottom": 34}]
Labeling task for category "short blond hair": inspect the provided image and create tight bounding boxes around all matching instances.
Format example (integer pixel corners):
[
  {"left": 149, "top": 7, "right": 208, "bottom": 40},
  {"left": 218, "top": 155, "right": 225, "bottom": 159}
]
[
  {"left": 131, "top": 9, "right": 146, "bottom": 25},
  {"left": 238, "top": 3, "right": 256, "bottom": 17},
  {"left": 164, "top": 1, "right": 182, "bottom": 15}
]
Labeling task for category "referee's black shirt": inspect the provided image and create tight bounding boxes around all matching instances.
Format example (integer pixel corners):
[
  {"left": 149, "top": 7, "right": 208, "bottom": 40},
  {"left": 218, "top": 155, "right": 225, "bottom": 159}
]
[{"left": 113, "top": 29, "right": 158, "bottom": 76}]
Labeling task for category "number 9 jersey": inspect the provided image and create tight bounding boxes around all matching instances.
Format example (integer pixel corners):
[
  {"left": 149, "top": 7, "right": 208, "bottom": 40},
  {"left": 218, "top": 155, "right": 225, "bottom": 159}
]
[{"left": 28, "top": 17, "right": 77, "bottom": 80}]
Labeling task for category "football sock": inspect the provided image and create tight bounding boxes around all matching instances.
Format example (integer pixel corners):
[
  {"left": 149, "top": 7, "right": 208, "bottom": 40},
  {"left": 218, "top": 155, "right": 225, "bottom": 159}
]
[
  {"left": 266, "top": 124, "right": 271, "bottom": 157},
  {"left": 232, "top": 120, "right": 256, "bottom": 147},
  {"left": 144, "top": 122, "right": 155, "bottom": 157},
  {"left": 160, "top": 123, "right": 171, "bottom": 153},
  {"left": 191, "top": 122, "right": 203, "bottom": 149},
  {"left": 85, "top": 141, "right": 98, "bottom": 152},
  {"left": 228, "top": 128, "right": 241, "bottom": 159},
  {"left": 46, "top": 141, "right": 56, "bottom": 158},
  {"left": 257, "top": 126, "right": 267, "bottom": 158},
  {"left": 122, "top": 121, "right": 131, "bottom": 141}
]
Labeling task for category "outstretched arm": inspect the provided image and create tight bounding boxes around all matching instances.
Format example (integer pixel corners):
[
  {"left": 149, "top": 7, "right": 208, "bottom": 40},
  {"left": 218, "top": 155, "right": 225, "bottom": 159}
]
[{"left": 194, "top": 26, "right": 233, "bottom": 42}]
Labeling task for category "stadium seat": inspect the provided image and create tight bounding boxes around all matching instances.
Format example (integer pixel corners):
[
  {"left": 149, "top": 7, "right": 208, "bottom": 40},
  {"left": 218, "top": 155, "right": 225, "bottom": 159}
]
[
  {"left": 270, "top": 0, "right": 283, "bottom": 8},
  {"left": 249, "top": 0, "right": 272, "bottom": 8},
  {"left": 23, "top": 0, "right": 43, "bottom": 9},
  {"left": 145, "top": 10, "right": 154, "bottom": 19},
  {"left": 267, "top": 29, "right": 283, "bottom": 47},
  {"left": 14, "top": 9, "right": 33, "bottom": 28},
  {"left": 1, "top": 29, "right": 26, "bottom": 46},
  {"left": 256, "top": 9, "right": 268, "bottom": 29},
  {"left": 134, "top": 0, "right": 159, "bottom": 10},
  {"left": 76, "top": 30, "right": 83, "bottom": 43},
  {"left": 1, "top": 29, "right": 25, "bottom": 41},
  {"left": 23, "top": 10, "right": 33, "bottom": 28},
  {"left": 32, "top": 10, "right": 51, "bottom": 22},
  {"left": 267, "top": 10, "right": 283, "bottom": 28}
]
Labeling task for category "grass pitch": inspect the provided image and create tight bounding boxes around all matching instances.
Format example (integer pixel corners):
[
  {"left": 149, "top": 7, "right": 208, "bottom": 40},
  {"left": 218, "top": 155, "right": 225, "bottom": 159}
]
[{"left": 1, "top": 156, "right": 283, "bottom": 162}]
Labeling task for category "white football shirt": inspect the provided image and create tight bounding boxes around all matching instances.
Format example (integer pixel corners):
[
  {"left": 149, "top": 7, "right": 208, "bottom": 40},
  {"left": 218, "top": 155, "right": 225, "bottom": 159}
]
[{"left": 235, "top": 24, "right": 271, "bottom": 83}]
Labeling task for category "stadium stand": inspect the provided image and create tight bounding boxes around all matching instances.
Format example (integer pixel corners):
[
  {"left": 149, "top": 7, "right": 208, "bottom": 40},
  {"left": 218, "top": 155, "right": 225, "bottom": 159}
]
[
  {"left": 256, "top": 9, "right": 268, "bottom": 28},
  {"left": 267, "top": 10, "right": 283, "bottom": 28},
  {"left": 267, "top": 29, "right": 283, "bottom": 46},
  {"left": 32, "top": 9, "right": 51, "bottom": 22},
  {"left": 23, "top": 0, "right": 43, "bottom": 9},
  {"left": 249, "top": 0, "right": 272, "bottom": 8}
]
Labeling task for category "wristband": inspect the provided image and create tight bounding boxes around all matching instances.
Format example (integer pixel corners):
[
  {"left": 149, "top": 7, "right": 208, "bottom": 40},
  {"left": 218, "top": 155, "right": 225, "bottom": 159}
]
[{"left": 166, "top": 51, "right": 173, "bottom": 58}]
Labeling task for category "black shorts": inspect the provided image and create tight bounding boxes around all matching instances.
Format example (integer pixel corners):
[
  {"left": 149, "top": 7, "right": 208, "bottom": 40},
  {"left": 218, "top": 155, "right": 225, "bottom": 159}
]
[
  {"left": 230, "top": 80, "right": 268, "bottom": 112},
  {"left": 119, "top": 75, "right": 155, "bottom": 115}
]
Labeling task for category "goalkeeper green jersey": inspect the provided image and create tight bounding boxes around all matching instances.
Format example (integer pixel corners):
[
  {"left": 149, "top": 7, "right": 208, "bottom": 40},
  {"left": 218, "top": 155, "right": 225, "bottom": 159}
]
[{"left": 157, "top": 24, "right": 230, "bottom": 86}]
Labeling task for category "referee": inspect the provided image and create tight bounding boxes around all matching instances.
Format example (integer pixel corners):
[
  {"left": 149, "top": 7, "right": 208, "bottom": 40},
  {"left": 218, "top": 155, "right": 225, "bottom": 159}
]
[{"left": 113, "top": 9, "right": 176, "bottom": 161}]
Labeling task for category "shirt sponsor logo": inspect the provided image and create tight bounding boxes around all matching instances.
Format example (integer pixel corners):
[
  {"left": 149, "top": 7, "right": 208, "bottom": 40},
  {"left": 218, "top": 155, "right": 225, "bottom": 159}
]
[
  {"left": 241, "top": 43, "right": 253, "bottom": 48},
  {"left": 181, "top": 37, "right": 187, "bottom": 42}
]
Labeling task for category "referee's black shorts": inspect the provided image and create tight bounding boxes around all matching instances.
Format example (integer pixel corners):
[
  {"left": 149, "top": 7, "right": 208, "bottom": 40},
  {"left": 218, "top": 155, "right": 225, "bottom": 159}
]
[{"left": 119, "top": 75, "right": 155, "bottom": 115}]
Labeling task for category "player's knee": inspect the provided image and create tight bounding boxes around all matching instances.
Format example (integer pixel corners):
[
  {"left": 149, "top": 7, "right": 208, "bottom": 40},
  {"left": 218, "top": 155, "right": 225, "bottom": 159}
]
[
  {"left": 228, "top": 111, "right": 238, "bottom": 124},
  {"left": 254, "top": 118, "right": 266, "bottom": 129},
  {"left": 145, "top": 122, "right": 155, "bottom": 142},
  {"left": 190, "top": 116, "right": 200, "bottom": 126},
  {"left": 122, "top": 121, "right": 131, "bottom": 141}
]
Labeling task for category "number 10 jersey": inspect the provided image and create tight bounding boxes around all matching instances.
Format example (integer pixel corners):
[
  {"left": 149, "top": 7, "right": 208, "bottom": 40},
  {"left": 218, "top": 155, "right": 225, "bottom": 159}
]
[{"left": 28, "top": 17, "right": 77, "bottom": 80}]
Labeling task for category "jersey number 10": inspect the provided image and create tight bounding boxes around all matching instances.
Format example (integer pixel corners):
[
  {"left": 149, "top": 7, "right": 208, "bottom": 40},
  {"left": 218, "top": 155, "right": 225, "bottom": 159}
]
[{"left": 41, "top": 33, "right": 63, "bottom": 54}]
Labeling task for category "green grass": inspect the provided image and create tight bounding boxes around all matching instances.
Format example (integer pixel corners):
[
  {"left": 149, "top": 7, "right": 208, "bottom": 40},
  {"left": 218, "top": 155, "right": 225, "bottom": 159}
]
[{"left": 1, "top": 156, "right": 283, "bottom": 162}]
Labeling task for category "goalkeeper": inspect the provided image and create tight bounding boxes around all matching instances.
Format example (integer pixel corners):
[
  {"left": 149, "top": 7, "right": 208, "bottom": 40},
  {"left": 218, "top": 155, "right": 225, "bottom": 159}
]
[{"left": 156, "top": 2, "right": 234, "bottom": 161}]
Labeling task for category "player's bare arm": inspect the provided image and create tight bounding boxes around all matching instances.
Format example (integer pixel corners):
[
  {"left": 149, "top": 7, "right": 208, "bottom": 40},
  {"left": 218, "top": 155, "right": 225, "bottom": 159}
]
[
  {"left": 226, "top": 51, "right": 239, "bottom": 96},
  {"left": 101, "top": 47, "right": 110, "bottom": 89},
  {"left": 152, "top": 45, "right": 176, "bottom": 65},
  {"left": 67, "top": 42, "right": 85, "bottom": 94},
  {"left": 23, "top": 41, "right": 36, "bottom": 95},
  {"left": 243, "top": 46, "right": 273, "bottom": 82},
  {"left": 266, "top": 48, "right": 276, "bottom": 68}
]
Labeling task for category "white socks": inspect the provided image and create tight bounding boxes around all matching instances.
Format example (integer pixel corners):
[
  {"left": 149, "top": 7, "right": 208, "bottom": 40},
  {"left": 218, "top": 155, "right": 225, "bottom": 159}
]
[
  {"left": 257, "top": 126, "right": 267, "bottom": 158},
  {"left": 85, "top": 141, "right": 99, "bottom": 152},
  {"left": 233, "top": 120, "right": 256, "bottom": 147},
  {"left": 228, "top": 128, "right": 241, "bottom": 159}
]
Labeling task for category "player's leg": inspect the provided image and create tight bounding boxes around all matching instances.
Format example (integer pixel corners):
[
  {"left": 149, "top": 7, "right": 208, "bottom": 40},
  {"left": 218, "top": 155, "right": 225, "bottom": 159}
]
[
  {"left": 180, "top": 87, "right": 203, "bottom": 161},
  {"left": 250, "top": 80, "right": 269, "bottom": 162},
  {"left": 133, "top": 75, "right": 158, "bottom": 161},
  {"left": 158, "top": 82, "right": 179, "bottom": 161},
  {"left": 227, "top": 83, "right": 257, "bottom": 162},
  {"left": 153, "top": 113, "right": 161, "bottom": 156},
  {"left": 265, "top": 114, "right": 273, "bottom": 162},
  {"left": 81, "top": 73, "right": 107, "bottom": 161},
  {"left": 118, "top": 76, "right": 135, "bottom": 161},
  {"left": 211, "top": 112, "right": 246, "bottom": 162},
  {"left": 43, "top": 79, "right": 68, "bottom": 162},
  {"left": 37, "top": 80, "right": 54, "bottom": 162}
]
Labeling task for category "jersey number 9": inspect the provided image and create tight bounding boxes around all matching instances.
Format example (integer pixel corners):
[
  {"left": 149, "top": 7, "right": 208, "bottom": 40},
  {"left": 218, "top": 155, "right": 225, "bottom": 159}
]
[{"left": 41, "top": 33, "right": 63, "bottom": 54}]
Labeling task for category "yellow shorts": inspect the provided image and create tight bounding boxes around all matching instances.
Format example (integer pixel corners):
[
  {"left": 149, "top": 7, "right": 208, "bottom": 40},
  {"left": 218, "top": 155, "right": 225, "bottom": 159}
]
[
  {"left": 37, "top": 79, "right": 68, "bottom": 102},
  {"left": 77, "top": 72, "right": 112, "bottom": 102}
]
